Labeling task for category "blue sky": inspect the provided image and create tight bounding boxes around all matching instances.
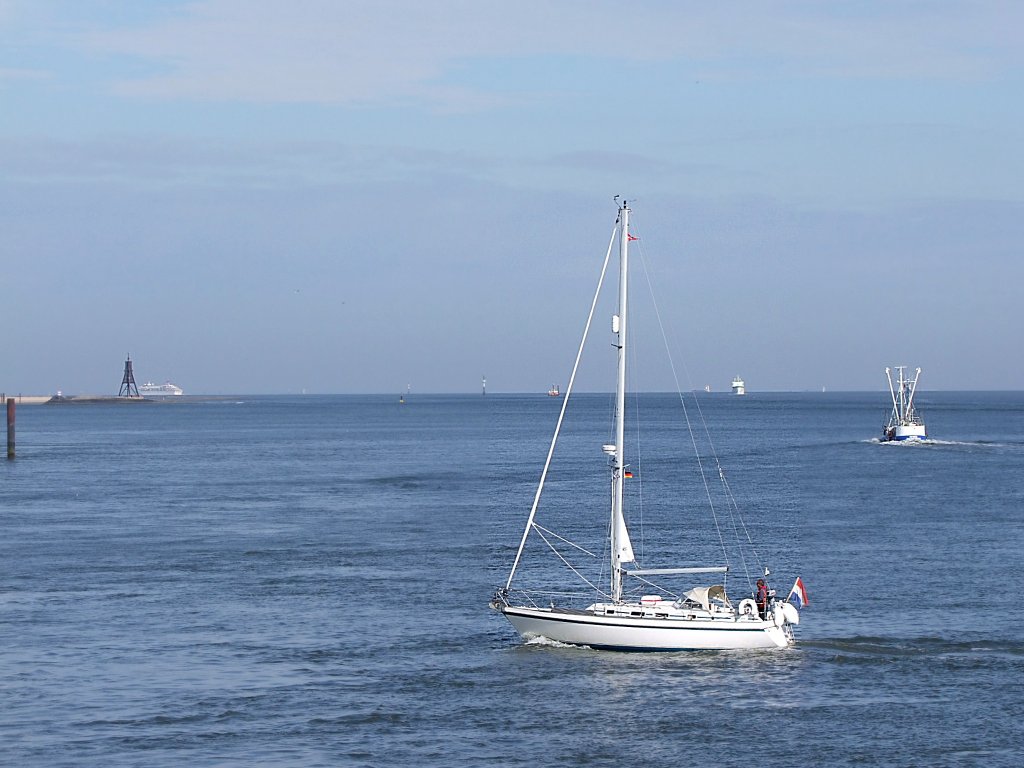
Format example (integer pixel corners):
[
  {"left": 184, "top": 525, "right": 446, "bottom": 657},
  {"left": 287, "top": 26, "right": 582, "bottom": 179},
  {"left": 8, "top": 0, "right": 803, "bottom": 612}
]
[{"left": 2, "top": 1, "right": 1022, "bottom": 394}]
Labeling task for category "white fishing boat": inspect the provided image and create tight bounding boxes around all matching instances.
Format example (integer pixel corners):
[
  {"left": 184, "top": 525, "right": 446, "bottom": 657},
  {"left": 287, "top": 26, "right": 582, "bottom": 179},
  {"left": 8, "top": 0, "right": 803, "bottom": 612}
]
[
  {"left": 491, "top": 200, "right": 804, "bottom": 651},
  {"left": 731, "top": 376, "right": 746, "bottom": 395},
  {"left": 883, "top": 366, "right": 926, "bottom": 441}
]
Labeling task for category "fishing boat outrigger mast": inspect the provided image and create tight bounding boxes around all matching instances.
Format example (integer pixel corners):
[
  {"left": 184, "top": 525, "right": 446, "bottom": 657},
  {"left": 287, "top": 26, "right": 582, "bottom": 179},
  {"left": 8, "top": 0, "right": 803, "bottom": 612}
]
[{"left": 884, "top": 366, "right": 926, "bottom": 441}]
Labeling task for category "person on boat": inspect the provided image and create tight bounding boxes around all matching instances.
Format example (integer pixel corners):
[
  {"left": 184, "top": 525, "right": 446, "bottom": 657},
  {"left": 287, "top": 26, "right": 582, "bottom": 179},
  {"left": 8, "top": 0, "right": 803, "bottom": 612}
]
[{"left": 756, "top": 579, "right": 768, "bottom": 619}]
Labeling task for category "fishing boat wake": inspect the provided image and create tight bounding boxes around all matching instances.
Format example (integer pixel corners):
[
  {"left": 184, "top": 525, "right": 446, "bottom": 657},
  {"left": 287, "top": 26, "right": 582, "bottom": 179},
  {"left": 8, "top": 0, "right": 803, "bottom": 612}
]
[{"left": 867, "top": 437, "right": 1006, "bottom": 448}]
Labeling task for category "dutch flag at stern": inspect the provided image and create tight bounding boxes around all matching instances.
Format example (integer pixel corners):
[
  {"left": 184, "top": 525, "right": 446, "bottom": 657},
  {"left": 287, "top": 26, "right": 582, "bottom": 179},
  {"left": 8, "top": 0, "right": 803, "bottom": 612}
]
[{"left": 788, "top": 577, "right": 809, "bottom": 608}]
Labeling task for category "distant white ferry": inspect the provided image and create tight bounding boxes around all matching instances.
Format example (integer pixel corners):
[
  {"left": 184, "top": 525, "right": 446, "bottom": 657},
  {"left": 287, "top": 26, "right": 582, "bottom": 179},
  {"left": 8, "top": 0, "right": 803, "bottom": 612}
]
[
  {"left": 731, "top": 376, "right": 746, "bottom": 395},
  {"left": 139, "top": 381, "right": 184, "bottom": 397}
]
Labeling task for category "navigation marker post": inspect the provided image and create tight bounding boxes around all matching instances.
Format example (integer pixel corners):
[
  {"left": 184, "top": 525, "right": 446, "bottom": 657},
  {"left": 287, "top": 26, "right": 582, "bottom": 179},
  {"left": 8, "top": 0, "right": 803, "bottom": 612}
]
[{"left": 6, "top": 396, "right": 14, "bottom": 460}]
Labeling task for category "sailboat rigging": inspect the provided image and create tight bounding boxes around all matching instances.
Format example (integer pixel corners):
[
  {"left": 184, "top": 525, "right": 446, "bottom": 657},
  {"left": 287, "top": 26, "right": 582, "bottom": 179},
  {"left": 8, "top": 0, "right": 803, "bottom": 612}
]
[{"left": 490, "top": 199, "right": 803, "bottom": 651}]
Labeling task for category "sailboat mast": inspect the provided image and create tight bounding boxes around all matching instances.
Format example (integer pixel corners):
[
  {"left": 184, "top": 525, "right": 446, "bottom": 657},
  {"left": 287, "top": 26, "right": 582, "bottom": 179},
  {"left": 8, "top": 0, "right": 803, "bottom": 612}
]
[{"left": 610, "top": 201, "right": 630, "bottom": 603}]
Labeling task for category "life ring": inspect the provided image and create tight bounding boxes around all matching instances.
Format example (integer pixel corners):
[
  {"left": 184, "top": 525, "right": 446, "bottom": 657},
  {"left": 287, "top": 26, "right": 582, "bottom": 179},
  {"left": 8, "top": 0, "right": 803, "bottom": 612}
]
[{"left": 738, "top": 598, "right": 759, "bottom": 617}]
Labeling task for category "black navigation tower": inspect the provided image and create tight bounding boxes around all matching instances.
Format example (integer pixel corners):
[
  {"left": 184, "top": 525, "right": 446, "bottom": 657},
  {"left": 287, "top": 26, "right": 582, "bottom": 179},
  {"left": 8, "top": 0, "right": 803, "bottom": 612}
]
[{"left": 119, "top": 354, "right": 140, "bottom": 398}]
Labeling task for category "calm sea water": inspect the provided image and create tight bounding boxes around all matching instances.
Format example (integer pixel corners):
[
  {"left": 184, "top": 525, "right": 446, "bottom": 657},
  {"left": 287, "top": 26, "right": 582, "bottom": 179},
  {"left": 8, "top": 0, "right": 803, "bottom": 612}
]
[{"left": 2, "top": 392, "right": 1022, "bottom": 767}]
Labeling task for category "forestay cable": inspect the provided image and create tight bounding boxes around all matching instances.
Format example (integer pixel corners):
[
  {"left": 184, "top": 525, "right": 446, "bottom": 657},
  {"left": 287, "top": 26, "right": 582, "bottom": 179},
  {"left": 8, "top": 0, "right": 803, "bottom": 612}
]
[{"left": 505, "top": 223, "right": 618, "bottom": 590}]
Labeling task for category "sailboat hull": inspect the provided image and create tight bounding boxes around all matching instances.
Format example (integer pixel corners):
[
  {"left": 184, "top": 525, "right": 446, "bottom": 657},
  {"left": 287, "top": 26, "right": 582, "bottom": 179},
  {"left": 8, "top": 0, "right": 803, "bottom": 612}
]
[{"left": 500, "top": 605, "right": 792, "bottom": 651}]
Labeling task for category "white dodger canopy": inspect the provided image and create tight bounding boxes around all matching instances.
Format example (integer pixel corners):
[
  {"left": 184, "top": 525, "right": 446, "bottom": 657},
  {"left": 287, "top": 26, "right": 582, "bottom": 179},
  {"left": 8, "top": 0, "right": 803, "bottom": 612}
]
[{"left": 681, "top": 585, "right": 731, "bottom": 611}]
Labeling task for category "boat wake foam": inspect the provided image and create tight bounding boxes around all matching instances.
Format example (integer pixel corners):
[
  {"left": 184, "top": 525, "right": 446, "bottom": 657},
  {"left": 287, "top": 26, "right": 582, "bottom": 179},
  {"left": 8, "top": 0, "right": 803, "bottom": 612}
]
[
  {"left": 524, "top": 635, "right": 588, "bottom": 650},
  {"left": 866, "top": 438, "right": 1004, "bottom": 448},
  {"left": 805, "top": 635, "right": 1024, "bottom": 658}
]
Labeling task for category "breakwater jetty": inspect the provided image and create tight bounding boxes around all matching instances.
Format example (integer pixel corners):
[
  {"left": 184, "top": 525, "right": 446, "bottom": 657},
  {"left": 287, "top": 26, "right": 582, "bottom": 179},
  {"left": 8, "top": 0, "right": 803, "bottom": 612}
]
[
  {"left": 48, "top": 394, "right": 155, "bottom": 404},
  {"left": 1, "top": 393, "right": 157, "bottom": 405}
]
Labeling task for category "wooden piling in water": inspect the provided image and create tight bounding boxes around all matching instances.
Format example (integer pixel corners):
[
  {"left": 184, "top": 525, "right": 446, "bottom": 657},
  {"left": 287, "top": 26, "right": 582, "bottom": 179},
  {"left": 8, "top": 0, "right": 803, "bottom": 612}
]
[{"left": 6, "top": 397, "right": 14, "bottom": 459}]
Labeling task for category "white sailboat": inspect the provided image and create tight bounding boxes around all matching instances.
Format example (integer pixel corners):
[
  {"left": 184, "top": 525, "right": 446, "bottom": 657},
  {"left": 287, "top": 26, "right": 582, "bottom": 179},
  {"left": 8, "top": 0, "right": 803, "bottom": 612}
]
[
  {"left": 490, "top": 200, "right": 803, "bottom": 651},
  {"left": 883, "top": 366, "right": 926, "bottom": 441}
]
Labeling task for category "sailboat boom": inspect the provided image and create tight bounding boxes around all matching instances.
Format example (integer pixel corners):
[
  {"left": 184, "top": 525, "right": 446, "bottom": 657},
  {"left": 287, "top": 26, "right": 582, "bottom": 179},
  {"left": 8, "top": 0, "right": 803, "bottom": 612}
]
[{"left": 626, "top": 567, "right": 729, "bottom": 576}]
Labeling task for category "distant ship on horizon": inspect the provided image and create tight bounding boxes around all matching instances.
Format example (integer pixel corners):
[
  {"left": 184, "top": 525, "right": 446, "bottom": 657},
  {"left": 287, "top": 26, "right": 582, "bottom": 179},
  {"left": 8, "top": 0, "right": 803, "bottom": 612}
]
[
  {"left": 731, "top": 376, "right": 746, "bottom": 395},
  {"left": 139, "top": 381, "right": 184, "bottom": 397}
]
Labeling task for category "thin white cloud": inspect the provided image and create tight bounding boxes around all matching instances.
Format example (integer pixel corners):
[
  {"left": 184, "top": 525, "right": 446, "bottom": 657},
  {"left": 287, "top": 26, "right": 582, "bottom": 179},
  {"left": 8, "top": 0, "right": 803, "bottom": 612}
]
[
  {"left": 0, "top": 134, "right": 499, "bottom": 189},
  {"left": 0, "top": 66, "right": 48, "bottom": 84},
  {"left": 74, "top": 0, "right": 1023, "bottom": 106}
]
